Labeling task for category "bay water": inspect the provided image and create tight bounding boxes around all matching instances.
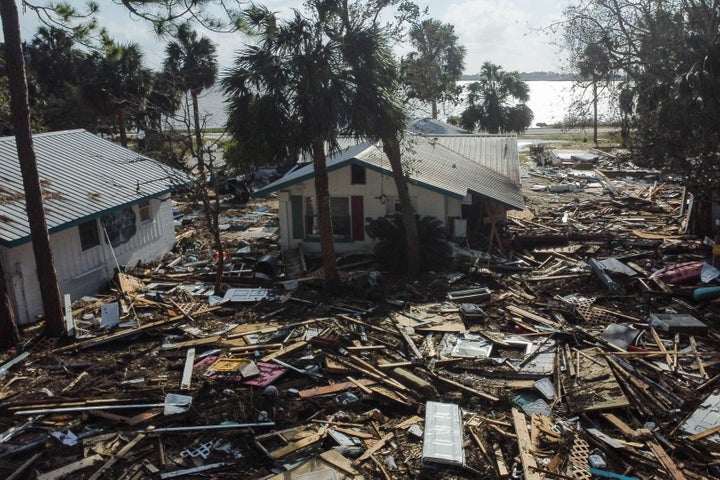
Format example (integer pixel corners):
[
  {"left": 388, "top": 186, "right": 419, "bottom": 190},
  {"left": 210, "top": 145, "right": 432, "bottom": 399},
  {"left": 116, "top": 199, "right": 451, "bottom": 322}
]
[{"left": 186, "top": 80, "right": 617, "bottom": 130}]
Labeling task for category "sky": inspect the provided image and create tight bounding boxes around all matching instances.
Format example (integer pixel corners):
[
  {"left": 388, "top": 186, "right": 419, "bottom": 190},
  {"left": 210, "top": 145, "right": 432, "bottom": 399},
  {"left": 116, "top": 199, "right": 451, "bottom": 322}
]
[{"left": 12, "top": 0, "right": 569, "bottom": 75}]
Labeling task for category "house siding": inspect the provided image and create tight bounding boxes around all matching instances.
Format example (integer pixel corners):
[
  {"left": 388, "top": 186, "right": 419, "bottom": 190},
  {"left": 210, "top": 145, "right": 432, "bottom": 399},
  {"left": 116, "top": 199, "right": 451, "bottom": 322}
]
[
  {"left": 2, "top": 195, "right": 175, "bottom": 325},
  {"left": 277, "top": 167, "right": 458, "bottom": 254}
]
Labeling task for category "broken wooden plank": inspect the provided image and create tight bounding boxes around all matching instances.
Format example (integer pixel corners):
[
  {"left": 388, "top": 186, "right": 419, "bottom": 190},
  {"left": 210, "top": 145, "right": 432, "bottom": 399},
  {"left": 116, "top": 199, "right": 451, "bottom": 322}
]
[
  {"left": 87, "top": 433, "right": 146, "bottom": 480},
  {"left": 298, "top": 379, "right": 376, "bottom": 398},
  {"left": 511, "top": 408, "right": 542, "bottom": 480},
  {"left": 37, "top": 454, "right": 103, "bottom": 480},
  {"left": 260, "top": 340, "right": 307, "bottom": 362},
  {"left": 647, "top": 440, "right": 687, "bottom": 480},
  {"left": 353, "top": 432, "right": 393, "bottom": 466},
  {"left": 433, "top": 374, "right": 499, "bottom": 402}
]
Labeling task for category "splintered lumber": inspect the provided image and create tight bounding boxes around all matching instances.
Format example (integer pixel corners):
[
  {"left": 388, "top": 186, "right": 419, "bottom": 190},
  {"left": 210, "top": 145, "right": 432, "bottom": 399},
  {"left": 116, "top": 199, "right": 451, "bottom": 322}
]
[
  {"left": 260, "top": 340, "right": 307, "bottom": 362},
  {"left": 347, "top": 376, "right": 373, "bottom": 394},
  {"left": 689, "top": 336, "right": 708, "bottom": 379},
  {"left": 347, "top": 355, "right": 408, "bottom": 391},
  {"left": 601, "top": 413, "right": 642, "bottom": 440},
  {"left": 394, "top": 323, "right": 423, "bottom": 360},
  {"left": 87, "top": 433, "right": 146, "bottom": 480},
  {"left": 506, "top": 305, "right": 562, "bottom": 329},
  {"left": 468, "top": 425, "right": 491, "bottom": 463},
  {"left": 687, "top": 423, "right": 720, "bottom": 442},
  {"left": 353, "top": 432, "right": 394, "bottom": 465},
  {"left": 8, "top": 452, "right": 43, "bottom": 480},
  {"left": 298, "top": 379, "right": 376, "bottom": 398},
  {"left": 433, "top": 374, "right": 499, "bottom": 402},
  {"left": 391, "top": 367, "right": 435, "bottom": 396},
  {"left": 511, "top": 408, "right": 542, "bottom": 480},
  {"left": 37, "top": 454, "right": 103, "bottom": 480},
  {"left": 647, "top": 441, "right": 687, "bottom": 480},
  {"left": 160, "top": 462, "right": 230, "bottom": 479}
]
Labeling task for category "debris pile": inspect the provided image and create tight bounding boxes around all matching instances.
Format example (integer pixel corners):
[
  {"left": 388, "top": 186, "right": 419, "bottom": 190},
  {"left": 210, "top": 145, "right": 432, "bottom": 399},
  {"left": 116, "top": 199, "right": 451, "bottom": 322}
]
[{"left": 1, "top": 153, "right": 720, "bottom": 479}]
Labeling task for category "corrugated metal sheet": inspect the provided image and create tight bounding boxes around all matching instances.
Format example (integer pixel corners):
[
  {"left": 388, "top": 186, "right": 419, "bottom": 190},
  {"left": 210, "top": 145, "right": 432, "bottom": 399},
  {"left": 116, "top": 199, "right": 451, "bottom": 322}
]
[
  {"left": 254, "top": 134, "right": 524, "bottom": 210},
  {"left": 422, "top": 401, "right": 465, "bottom": 467},
  {"left": 430, "top": 135, "right": 520, "bottom": 183},
  {"left": 0, "top": 129, "right": 189, "bottom": 247}
]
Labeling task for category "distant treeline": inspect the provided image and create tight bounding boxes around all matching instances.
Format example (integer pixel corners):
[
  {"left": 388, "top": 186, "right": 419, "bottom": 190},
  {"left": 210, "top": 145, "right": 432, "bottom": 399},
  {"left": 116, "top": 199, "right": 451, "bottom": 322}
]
[{"left": 462, "top": 71, "right": 575, "bottom": 81}]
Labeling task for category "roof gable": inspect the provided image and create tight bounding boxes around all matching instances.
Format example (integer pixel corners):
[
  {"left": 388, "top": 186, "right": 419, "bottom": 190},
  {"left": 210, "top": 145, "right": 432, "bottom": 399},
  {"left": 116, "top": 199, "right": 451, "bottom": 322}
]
[{"left": 0, "top": 129, "right": 189, "bottom": 247}]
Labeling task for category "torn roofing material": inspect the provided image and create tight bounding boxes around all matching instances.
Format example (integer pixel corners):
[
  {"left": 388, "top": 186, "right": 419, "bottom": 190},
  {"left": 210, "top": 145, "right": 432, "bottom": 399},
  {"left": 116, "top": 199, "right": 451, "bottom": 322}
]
[{"left": 0, "top": 129, "right": 190, "bottom": 247}]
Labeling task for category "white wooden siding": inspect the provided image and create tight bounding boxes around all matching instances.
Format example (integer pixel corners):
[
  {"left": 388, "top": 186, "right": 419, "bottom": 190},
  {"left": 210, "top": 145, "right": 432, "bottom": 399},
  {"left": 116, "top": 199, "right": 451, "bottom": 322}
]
[{"left": 2, "top": 196, "right": 175, "bottom": 325}]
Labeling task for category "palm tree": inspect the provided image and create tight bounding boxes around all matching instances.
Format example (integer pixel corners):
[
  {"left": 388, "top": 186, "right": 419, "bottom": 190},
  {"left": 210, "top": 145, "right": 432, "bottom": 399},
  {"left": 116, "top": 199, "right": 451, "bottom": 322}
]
[
  {"left": 325, "top": 4, "right": 422, "bottom": 276},
  {"left": 577, "top": 43, "right": 612, "bottom": 146},
  {"left": 162, "top": 24, "right": 225, "bottom": 292},
  {"left": 224, "top": 5, "right": 356, "bottom": 288},
  {"left": 460, "top": 61, "right": 533, "bottom": 134},
  {"left": 86, "top": 42, "right": 151, "bottom": 147},
  {"left": 162, "top": 22, "right": 218, "bottom": 172},
  {"left": 401, "top": 19, "right": 466, "bottom": 119}
]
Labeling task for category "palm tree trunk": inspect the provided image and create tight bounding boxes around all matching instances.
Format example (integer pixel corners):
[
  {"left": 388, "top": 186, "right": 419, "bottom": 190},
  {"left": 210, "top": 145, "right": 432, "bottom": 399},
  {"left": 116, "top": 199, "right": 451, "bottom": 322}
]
[
  {"left": 383, "top": 139, "right": 421, "bottom": 275},
  {"left": 592, "top": 79, "right": 598, "bottom": 146},
  {"left": 1, "top": 0, "right": 65, "bottom": 337},
  {"left": 117, "top": 109, "right": 128, "bottom": 147},
  {"left": 0, "top": 256, "right": 20, "bottom": 347},
  {"left": 312, "top": 140, "right": 339, "bottom": 288},
  {"left": 431, "top": 98, "right": 438, "bottom": 120},
  {"left": 192, "top": 90, "right": 204, "bottom": 172}
]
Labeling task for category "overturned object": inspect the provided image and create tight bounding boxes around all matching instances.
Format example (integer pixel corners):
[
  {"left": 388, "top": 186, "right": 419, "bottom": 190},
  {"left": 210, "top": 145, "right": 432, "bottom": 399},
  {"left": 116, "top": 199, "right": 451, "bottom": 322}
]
[{"left": 422, "top": 401, "right": 465, "bottom": 468}]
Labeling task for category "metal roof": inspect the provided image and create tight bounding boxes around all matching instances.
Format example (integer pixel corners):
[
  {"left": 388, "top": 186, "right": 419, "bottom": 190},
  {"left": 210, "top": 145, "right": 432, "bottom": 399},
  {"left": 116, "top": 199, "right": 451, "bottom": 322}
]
[
  {"left": 0, "top": 129, "right": 190, "bottom": 247},
  {"left": 429, "top": 135, "right": 520, "bottom": 183},
  {"left": 253, "top": 134, "right": 524, "bottom": 211}
]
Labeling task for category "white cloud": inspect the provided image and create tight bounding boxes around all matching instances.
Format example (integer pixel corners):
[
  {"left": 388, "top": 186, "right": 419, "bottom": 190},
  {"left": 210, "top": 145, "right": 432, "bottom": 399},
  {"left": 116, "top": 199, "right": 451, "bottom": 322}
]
[{"left": 440, "top": 0, "right": 564, "bottom": 73}]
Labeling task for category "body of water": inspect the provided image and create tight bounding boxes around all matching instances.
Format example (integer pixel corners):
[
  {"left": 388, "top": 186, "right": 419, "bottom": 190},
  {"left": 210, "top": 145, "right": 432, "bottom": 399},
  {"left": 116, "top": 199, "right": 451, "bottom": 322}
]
[{"left": 185, "top": 80, "right": 618, "bottom": 130}]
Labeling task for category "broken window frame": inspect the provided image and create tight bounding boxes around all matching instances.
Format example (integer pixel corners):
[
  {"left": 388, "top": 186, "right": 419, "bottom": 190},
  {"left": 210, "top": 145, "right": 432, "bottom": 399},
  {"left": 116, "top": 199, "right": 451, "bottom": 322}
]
[
  {"left": 138, "top": 199, "right": 153, "bottom": 223},
  {"left": 350, "top": 164, "right": 366, "bottom": 185},
  {"left": 78, "top": 219, "right": 100, "bottom": 251}
]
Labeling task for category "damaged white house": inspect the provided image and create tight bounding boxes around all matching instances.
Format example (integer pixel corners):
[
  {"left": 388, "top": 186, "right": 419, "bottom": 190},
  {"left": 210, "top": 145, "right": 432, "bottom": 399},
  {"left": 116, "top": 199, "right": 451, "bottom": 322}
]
[
  {"left": 252, "top": 119, "right": 524, "bottom": 254},
  {"left": 0, "top": 129, "right": 188, "bottom": 325}
]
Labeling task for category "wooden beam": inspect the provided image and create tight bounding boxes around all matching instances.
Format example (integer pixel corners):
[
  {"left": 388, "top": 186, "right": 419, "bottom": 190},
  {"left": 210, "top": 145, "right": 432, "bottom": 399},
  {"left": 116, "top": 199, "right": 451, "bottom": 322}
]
[
  {"left": 647, "top": 440, "right": 687, "bottom": 480},
  {"left": 511, "top": 408, "right": 542, "bottom": 480}
]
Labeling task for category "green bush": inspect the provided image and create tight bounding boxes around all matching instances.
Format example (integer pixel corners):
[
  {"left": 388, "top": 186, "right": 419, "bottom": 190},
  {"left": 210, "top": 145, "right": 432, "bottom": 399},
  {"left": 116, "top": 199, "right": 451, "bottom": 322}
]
[{"left": 365, "top": 214, "right": 453, "bottom": 273}]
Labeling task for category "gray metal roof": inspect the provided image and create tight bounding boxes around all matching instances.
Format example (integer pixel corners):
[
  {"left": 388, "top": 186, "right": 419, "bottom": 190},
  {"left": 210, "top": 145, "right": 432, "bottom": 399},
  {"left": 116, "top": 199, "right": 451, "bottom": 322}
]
[
  {"left": 429, "top": 135, "right": 520, "bottom": 183},
  {"left": 253, "top": 134, "right": 524, "bottom": 210},
  {"left": 0, "top": 129, "right": 190, "bottom": 247}
]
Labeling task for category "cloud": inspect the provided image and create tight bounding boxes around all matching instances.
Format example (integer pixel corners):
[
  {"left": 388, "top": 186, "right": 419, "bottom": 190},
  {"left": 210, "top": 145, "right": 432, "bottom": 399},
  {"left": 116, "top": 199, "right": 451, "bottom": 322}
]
[{"left": 442, "top": 0, "right": 563, "bottom": 73}]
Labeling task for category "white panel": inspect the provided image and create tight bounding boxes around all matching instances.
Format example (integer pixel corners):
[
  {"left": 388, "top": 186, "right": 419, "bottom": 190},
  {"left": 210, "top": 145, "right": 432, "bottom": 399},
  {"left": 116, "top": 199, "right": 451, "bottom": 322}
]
[{"left": 422, "top": 401, "right": 465, "bottom": 467}]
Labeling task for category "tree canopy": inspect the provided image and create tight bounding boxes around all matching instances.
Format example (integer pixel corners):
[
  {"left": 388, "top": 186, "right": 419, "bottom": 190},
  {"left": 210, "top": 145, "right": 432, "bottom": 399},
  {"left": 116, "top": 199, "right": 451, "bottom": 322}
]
[
  {"left": 560, "top": 0, "right": 720, "bottom": 203},
  {"left": 458, "top": 61, "right": 533, "bottom": 134},
  {"left": 401, "top": 18, "right": 465, "bottom": 119}
]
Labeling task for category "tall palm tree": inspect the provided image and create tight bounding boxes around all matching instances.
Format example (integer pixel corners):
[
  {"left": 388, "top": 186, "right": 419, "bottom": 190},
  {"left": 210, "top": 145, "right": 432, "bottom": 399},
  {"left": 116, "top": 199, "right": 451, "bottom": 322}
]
[
  {"left": 224, "top": 5, "right": 354, "bottom": 288},
  {"left": 86, "top": 42, "right": 151, "bottom": 147},
  {"left": 162, "top": 22, "right": 218, "bottom": 172},
  {"left": 322, "top": 1, "right": 421, "bottom": 276},
  {"left": 162, "top": 24, "right": 224, "bottom": 292},
  {"left": 460, "top": 61, "right": 533, "bottom": 134}
]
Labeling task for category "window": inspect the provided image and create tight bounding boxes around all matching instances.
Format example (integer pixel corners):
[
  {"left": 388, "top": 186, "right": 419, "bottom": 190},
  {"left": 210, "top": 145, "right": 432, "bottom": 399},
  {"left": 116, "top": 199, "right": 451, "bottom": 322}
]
[
  {"left": 351, "top": 164, "right": 366, "bottom": 185},
  {"left": 330, "top": 197, "right": 350, "bottom": 239},
  {"left": 138, "top": 200, "right": 152, "bottom": 222},
  {"left": 79, "top": 220, "right": 100, "bottom": 251},
  {"left": 302, "top": 196, "right": 351, "bottom": 240}
]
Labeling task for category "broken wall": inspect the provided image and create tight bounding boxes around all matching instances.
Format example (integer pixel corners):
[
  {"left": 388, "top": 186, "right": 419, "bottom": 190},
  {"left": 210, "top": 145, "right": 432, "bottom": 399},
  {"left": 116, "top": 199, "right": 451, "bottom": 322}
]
[{"left": 4, "top": 195, "right": 175, "bottom": 325}]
